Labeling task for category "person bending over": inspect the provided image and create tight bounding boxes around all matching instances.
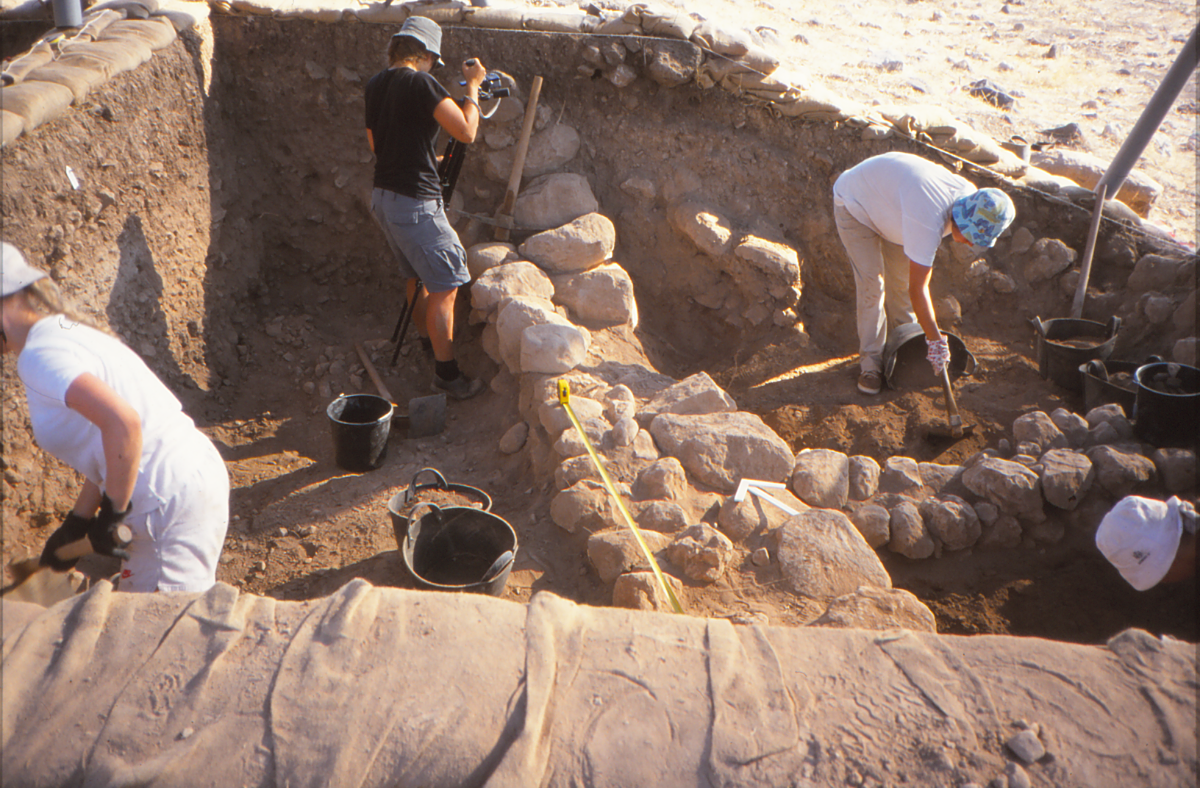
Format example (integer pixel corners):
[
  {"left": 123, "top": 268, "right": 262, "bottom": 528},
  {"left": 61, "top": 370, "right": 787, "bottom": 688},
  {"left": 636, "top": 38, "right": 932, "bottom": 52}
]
[
  {"left": 832, "top": 152, "right": 1015, "bottom": 395},
  {"left": 1096, "top": 495, "right": 1197, "bottom": 591},
  {"left": 365, "top": 16, "right": 486, "bottom": 400},
  {"left": 1, "top": 242, "right": 229, "bottom": 592}
]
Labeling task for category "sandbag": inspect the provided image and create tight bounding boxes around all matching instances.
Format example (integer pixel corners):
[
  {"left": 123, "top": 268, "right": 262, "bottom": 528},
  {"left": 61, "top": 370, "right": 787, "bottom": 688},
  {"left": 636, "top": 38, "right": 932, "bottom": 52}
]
[
  {"left": 463, "top": 6, "right": 524, "bottom": 29},
  {"left": 75, "top": 8, "right": 126, "bottom": 40},
  {"left": 89, "top": 0, "right": 160, "bottom": 18},
  {"left": 0, "top": 81, "right": 73, "bottom": 132},
  {"left": 739, "top": 44, "right": 780, "bottom": 76},
  {"left": 0, "top": 40, "right": 54, "bottom": 86},
  {"left": 876, "top": 103, "right": 960, "bottom": 139},
  {"left": 1031, "top": 148, "right": 1162, "bottom": 217},
  {"left": 771, "top": 83, "right": 862, "bottom": 122},
  {"left": 523, "top": 10, "right": 594, "bottom": 33},
  {"left": 98, "top": 17, "right": 178, "bottom": 51},
  {"left": 690, "top": 21, "right": 751, "bottom": 57},
  {"left": 0, "top": 108, "right": 25, "bottom": 146},
  {"left": 407, "top": 1, "right": 465, "bottom": 24},
  {"left": 23, "top": 63, "right": 105, "bottom": 102},
  {"left": 594, "top": 17, "right": 639, "bottom": 35},
  {"left": 625, "top": 3, "right": 697, "bottom": 40},
  {"left": 950, "top": 126, "right": 1005, "bottom": 165},
  {"left": 51, "top": 48, "right": 120, "bottom": 82},
  {"left": 352, "top": 2, "right": 410, "bottom": 24},
  {"left": 60, "top": 38, "right": 152, "bottom": 75},
  {"left": 154, "top": 0, "right": 211, "bottom": 31}
]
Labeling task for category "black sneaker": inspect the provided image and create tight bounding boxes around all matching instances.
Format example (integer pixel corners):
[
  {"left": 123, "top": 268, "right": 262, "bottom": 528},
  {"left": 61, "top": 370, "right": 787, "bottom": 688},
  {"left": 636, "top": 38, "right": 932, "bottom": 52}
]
[
  {"left": 857, "top": 370, "right": 883, "bottom": 395},
  {"left": 433, "top": 373, "right": 485, "bottom": 400}
]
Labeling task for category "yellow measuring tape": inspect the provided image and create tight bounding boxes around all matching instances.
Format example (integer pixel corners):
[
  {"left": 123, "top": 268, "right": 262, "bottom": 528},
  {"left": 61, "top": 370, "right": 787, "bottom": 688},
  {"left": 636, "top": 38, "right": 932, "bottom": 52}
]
[{"left": 557, "top": 381, "right": 683, "bottom": 614}]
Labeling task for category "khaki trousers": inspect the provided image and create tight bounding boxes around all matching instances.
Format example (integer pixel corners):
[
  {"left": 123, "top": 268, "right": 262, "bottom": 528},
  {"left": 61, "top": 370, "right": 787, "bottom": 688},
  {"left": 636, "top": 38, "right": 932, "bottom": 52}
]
[{"left": 834, "top": 203, "right": 917, "bottom": 374}]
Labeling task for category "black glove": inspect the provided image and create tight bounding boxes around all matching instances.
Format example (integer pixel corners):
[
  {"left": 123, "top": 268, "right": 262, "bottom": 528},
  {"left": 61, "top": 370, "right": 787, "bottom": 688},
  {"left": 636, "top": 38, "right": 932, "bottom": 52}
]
[
  {"left": 89, "top": 494, "right": 132, "bottom": 562},
  {"left": 38, "top": 512, "right": 93, "bottom": 572}
]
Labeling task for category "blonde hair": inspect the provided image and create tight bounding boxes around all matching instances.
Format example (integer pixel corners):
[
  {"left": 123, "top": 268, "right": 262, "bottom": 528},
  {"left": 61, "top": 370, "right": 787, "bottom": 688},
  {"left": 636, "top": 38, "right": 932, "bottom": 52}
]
[{"left": 22, "top": 277, "right": 111, "bottom": 334}]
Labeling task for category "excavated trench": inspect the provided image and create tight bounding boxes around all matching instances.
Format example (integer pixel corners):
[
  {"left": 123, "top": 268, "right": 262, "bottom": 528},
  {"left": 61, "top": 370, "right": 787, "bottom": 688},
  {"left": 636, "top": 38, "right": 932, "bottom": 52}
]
[{"left": 1, "top": 19, "right": 1195, "bottom": 644}]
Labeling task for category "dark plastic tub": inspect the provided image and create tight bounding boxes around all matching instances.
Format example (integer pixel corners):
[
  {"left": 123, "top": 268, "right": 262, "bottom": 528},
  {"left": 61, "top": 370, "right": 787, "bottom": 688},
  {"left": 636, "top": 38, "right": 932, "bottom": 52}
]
[
  {"left": 1134, "top": 362, "right": 1200, "bottom": 448},
  {"left": 401, "top": 503, "right": 517, "bottom": 597},
  {"left": 883, "top": 322, "right": 977, "bottom": 390},
  {"left": 387, "top": 467, "right": 492, "bottom": 550},
  {"left": 1031, "top": 316, "right": 1120, "bottom": 393},
  {"left": 327, "top": 394, "right": 393, "bottom": 472},
  {"left": 1079, "top": 356, "right": 1162, "bottom": 416}
]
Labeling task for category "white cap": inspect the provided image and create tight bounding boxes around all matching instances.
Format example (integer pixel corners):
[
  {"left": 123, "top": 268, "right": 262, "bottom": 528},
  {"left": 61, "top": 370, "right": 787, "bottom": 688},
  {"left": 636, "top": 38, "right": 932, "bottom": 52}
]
[
  {"left": 1095, "top": 496, "right": 1184, "bottom": 591},
  {"left": 1, "top": 242, "right": 47, "bottom": 297}
]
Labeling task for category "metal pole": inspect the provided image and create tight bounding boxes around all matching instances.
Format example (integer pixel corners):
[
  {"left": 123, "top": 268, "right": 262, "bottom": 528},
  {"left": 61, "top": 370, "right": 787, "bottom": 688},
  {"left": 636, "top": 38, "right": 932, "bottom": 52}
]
[
  {"left": 1070, "top": 183, "right": 1108, "bottom": 319},
  {"left": 51, "top": 0, "right": 82, "bottom": 28}
]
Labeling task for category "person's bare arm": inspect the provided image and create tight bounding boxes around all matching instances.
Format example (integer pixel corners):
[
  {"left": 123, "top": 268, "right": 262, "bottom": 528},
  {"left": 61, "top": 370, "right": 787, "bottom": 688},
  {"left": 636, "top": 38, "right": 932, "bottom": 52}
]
[
  {"left": 64, "top": 373, "right": 142, "bottom": 511},
  {"left": 433, "top": 58, "right": 486, "bottom": 143},
  {"left": 366, "top": 128, "right": 375, "bottom": 153},
  {"left": 908, "top": 260, "right": 941, "bottom": 341}
]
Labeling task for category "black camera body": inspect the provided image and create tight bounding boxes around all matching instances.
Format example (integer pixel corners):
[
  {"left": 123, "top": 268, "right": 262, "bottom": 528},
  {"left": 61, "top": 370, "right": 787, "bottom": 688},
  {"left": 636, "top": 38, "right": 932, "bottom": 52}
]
[{"left": 478, "top": 74, "right": 510, "bottom": 102}]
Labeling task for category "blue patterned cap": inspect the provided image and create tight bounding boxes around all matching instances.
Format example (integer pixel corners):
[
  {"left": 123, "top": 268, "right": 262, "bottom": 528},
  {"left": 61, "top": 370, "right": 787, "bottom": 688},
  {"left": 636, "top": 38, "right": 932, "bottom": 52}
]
[{"left": 951, "top": 188, "right": 1015, "bottom": 248}]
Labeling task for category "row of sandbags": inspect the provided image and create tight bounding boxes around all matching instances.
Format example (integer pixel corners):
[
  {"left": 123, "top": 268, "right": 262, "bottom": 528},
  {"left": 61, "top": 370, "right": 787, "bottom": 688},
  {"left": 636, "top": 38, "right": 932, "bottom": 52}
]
[{"left": 0, "top": 0, "right": 208, "bottom": 146}]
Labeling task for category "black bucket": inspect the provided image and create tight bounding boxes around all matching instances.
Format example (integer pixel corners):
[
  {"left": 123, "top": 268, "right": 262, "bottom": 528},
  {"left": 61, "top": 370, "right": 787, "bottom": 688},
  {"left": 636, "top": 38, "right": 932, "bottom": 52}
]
[
  {"left": 387, "top": 467, "right": 492, "bottom": 550},
  {"left": 1079, "top": 356, "right": 1163, "bottom": 415},
  {"left": 327, "top": 394, "right": 393, "bottom": 472},
  {"left": 1031, "top": 316, "right": 1120, "bottom": 393},
  {"left": 883, "top": 322, "right": 977, "bottom": 390},
  {"left": 402, "top": 503, "right": 517, "bottom": 596},
  {"left": 1133, "top": 362, "right": 1200, "bottom": 448}
]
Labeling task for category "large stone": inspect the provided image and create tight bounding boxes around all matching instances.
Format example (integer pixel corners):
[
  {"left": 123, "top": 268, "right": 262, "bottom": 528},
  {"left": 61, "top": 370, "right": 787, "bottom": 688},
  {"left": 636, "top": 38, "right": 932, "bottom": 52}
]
[
  {"left": 1085, "top": 403, "right": 1134, "bottom": 439},
  {"left": 878, "top": 456, "right": 924, "bottom": 496},
  {"left": 1013, "top": 410, "right": 1068, "bottom": 453},
  {"left": 920, "top": 494, "right": 981, "bottom": 551},
  {"left": 849, "top": 455, "right": 881, "bottom": 500},
  {"left": 1039, "top": 449, "right": 1094, "bottom": 510},
  {"left": 539, "top": 393, "right": 604, "bottom": 436},
  {"left": 521, "top": 323, "right": 592, "bottom": 374},
  {"left": 791, "top": 448, "right": 850, "bottom": 510},
  {"left": 470, "top": 262, "right": 555, "bottom": 313},
  {"left": 1128, "top": 253, "right": 1188, "bottom": 293},
  {"left": 918, "top": 462, "right": 964, "bottom": 495},
  {"left": 588, "top": 528, "right": 673, "bottom": 583},
  {"left": 1086, "top": 445, "right": 1157, "bottom": 498},
  {"left": 889, "top": 500, "right": 935, "bottom": 559},
  {"left": 1050, "top": 407, "right": 1089, "bottom": 448},
  {"left": 650, "top": 411, "right": 793, "bottom": 493},
  {"left": 961, "top": 456, "right": 1045, "bottom": 524},
  {"left": 554, "top": 455, "right": 602, "bottom": 490},
  {"left": 484, "top": 123, "right": 581, "bottom": 182},
  {"left": 551, "top": 479, "right": 619, "bottom": 533},
  {"left": 551, "top": 262, "right": 638, "bottom": 327},
  {"left": 498, "top": 421, "right": 528, "bottom": 454},
  {"left": 553, "top": 417, "right": 608, "bottom": 457},
  {"left": 612, "top": 570, "right": 684, "bottom": 611},
  {"left": 603, "top": 384, "right": 636, "bottom": 423},
  {"left": 771, "top": 509, "right": 891, "bottom": 602},
  {"left": 848, "top": 503, "right": 890, "bottom": 548},
  {"left": 512, "top": 173, "right": 599, "bottom": 231},
  {"left": 466, "top": 242, "right": 518, "bottom": 280},
  {"left": 666, "top": 523, "right": 735, "bottom": 583},
  {"left": 520, "top": 213, "right": 617, "bottom": 274},
  {"left": 717, "top": 488, "right": 809, "bottom": 541},
  {"left": 1030, "top": 148, "right": 1162, "bottom": 216},
  {"left": 496, "top": 296, "right": 572, "bottom": 375},
  {"left": 632, "top": 500, "right": 690, "bottom": 533},
  {"left": 980, "top": 514, "right": 1023, "bottom": 549},
  {"left": 668, "top": 200, "right": 734, "bottom": 257},
  {"left": 1151, "top": 448, "right": 1197, "bottom": 494},
  {"left": 1023, "top": 238, "right": 1077, "bottom": 282},
  {"left": 731, "top": 235, "right": 802, "bottom": 297},
  {"left": 809, "top": 586, "right": 937, "bottom": 632},
  {"left": 639, "top": 371, "right": 736, "bottom": 425},
  {"left": 632, "top": 457, "right": 688, "bottom": 502}
]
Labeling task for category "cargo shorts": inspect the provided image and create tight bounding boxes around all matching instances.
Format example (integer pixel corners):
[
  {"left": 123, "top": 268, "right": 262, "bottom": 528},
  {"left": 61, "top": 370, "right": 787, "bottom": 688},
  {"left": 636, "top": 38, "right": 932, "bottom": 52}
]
[{"left": 371, "top": 188, "right": 470, "bottom": 293}]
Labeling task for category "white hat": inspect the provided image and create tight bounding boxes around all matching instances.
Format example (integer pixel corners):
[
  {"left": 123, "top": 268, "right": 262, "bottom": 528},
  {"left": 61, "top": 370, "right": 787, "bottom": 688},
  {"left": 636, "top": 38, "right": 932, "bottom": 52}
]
[
  {"left": 1, "top": 242, "right": 47, "bottom": 297},
  {"left": 1095, "top": 496, "right": 1184, "bottom": 591}
]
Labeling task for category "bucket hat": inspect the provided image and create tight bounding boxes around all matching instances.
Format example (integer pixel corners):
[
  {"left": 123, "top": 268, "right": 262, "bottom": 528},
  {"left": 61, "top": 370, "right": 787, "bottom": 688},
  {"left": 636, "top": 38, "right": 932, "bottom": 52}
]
[
  {"left": 951, "top": 188, "right": 1015, "bottom": 248},
  {"left": 1095, "top": 495, "right": 1186, "bottom": 591},
  {"left": 392, "top": 16, "right": 445, "bottom": 68},
  {"left": 1, "top": 242, "right": 47, "bottom": 297}
]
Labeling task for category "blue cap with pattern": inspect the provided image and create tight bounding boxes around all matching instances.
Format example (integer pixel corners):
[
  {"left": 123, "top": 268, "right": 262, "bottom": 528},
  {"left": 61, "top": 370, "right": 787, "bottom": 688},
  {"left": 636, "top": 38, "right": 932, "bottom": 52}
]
[{"left": 951, "top": 188, "right": 1015, "bottom": 248}]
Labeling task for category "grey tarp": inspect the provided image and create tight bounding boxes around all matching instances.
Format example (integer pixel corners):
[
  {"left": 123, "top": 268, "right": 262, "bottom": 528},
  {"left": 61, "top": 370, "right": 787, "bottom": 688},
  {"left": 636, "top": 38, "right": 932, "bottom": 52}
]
[{"left": 2, "top": 580, "right": 1196, "bottom": 787}]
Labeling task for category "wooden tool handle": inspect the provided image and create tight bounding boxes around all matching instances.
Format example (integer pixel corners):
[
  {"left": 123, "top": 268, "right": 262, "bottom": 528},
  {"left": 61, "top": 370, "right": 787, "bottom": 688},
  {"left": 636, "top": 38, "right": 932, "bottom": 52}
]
[
  {"left": 355, "top": 343, "right": 395, "bottom": 403},
  {"left": 494, "top": 75, "right": 543, "bottom": 240},
  {"left": 940, "top": 366, "right": 964, "bottom": 436},
  {"left": 53, "top": 524, "right": 133, "bottom": 561}
]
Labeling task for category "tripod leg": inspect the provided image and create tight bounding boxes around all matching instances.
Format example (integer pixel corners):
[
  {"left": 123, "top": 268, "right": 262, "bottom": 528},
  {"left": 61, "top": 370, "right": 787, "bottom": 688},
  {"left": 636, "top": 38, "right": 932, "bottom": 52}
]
[{"left": 390, "top": 278, "right": 422, "bottom": 366}]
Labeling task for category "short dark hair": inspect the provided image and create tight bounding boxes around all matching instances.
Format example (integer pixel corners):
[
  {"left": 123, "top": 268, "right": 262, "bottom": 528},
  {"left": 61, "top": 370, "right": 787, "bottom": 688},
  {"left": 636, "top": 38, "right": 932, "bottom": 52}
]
[{"left": 388, "top": 35, "right": 428, "bottom": 66}]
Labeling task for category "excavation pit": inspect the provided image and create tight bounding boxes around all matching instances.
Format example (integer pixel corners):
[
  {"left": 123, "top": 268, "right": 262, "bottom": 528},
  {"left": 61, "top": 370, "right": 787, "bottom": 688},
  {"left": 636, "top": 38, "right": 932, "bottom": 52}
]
[{"left": 1, "top": 16, "right": 1195, "bottom": 652}]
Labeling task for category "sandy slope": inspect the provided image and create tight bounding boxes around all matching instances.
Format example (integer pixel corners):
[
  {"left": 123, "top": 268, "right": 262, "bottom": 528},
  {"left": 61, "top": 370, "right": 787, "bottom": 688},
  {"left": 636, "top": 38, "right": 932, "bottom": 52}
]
[{"left": 650, "top": 0, "right": 1198, "bottom": 246}]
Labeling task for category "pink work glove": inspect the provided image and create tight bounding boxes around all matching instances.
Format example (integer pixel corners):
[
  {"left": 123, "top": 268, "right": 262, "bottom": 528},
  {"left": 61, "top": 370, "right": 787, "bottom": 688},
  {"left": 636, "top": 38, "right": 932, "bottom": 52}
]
[{"left": 926, "top": 335, "right": 950, "bottom": 375}]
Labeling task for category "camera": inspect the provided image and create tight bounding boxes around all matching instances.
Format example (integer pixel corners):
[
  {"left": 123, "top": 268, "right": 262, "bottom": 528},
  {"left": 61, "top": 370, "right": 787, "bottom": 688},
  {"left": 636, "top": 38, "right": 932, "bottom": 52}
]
[{"left": 461, "top": 61, "right": 511, "bottom": 102}]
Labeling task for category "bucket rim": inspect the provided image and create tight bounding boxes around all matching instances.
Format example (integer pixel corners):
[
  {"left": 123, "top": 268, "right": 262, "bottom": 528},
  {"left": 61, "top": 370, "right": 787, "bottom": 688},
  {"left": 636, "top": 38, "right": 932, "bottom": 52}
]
[
  {"left": 401, "top": 504, "right": 518, "bottom": 592},
  {"left": 326, "top": 393, "right": 394, "bottom": 425},
  {"left": 1134, "top": 361, "right": 1200, "bottom": 398}
]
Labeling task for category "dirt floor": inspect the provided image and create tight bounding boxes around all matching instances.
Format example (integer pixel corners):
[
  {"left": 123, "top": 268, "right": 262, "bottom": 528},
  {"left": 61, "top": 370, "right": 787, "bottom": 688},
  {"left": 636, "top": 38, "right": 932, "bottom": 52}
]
[{"left": 1, "top": 2, "right": 1196, "bottom": 648}]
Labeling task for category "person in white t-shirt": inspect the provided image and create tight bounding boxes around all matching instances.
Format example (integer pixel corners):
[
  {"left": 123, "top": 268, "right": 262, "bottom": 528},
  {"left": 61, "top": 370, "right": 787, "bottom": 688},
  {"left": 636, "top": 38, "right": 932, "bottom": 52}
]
[
  {"left": 1096, "top": 495, "right": 1197, "bottom": 590},
  {"left": 832, "top": 152, "right": 1016, "bottom": 395},
  {"left": 1, "top": 242, "right": 229, "bottom": 593}
]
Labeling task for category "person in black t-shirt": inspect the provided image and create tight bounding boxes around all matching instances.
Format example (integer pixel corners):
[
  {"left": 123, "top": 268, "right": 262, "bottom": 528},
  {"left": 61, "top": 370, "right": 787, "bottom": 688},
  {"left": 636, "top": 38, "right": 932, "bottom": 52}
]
[{"left": 365, "top": 16, "right": 487, "bottom": 400}]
